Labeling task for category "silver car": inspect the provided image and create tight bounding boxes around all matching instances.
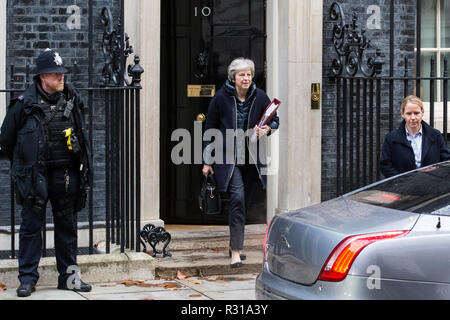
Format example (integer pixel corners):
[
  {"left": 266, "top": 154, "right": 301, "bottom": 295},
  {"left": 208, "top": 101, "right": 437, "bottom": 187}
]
[{"left": 256, "top": 161, "right": 450, "bottom": 299}]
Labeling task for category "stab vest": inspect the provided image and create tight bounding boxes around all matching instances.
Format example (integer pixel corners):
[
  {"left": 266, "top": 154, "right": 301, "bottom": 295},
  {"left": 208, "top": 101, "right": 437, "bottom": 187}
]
[{"left": 38, "top": 93, "right": 77, "bottom": 168}]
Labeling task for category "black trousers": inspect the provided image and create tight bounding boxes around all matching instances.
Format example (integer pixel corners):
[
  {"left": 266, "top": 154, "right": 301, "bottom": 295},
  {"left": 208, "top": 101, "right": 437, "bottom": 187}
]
[
  {"left": 228, "top": 165, "right": 258, "bottom": 251},
  {"left": 18, "top": 166, "right": 80, "bottom": 286}
]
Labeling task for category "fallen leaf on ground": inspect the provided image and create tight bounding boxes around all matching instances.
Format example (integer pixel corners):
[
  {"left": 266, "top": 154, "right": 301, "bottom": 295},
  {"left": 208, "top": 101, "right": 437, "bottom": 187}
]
[
  {"left": 185, "top": 279, "right": 203, "bottom": 285},
  {"left": 118, "top": 280, "right": 158, "bottom": 288},
  {"left": 189, "top": 294, "right": 202, "bottom": 298},
  {"left": 0, "top": 283, "right": 6, "bottom": 291},
  {"left": 158, "top": 282, "right": 182, "bottom": 290},
  {"left": 207, "top": 276, "right": 225, "bottom": 282},
  {"left": 111, "top": 280, "right": 182, "bottom": 290},
  {"left": 167, "top": 287, "right": 179, "bottom": 291},
  {"left": 177, "top": 270, "right": 187, "bottom": 280},
  {"left": 235, "top": 277, "right": 253, "bottom": 281},
  {"left": 118, "top": 280, "right": 144, "bottom": 286},
  {"left": 100, "top": 283, "right": 117, "bottom": 287},
  {"left": 136, "top": 283, "right": 155, "bottom": 288}
]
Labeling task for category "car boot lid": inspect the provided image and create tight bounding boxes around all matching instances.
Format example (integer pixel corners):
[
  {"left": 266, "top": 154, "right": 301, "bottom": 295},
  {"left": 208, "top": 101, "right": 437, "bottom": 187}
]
[{"left": 266, "top": 198, "right": 419, "bottom": 285}]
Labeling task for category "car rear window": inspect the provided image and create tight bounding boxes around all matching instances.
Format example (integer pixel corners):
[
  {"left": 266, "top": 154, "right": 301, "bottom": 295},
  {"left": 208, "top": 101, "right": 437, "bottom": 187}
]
[{"left": 346, "top": 162, "right": 450, "bottom": 215}]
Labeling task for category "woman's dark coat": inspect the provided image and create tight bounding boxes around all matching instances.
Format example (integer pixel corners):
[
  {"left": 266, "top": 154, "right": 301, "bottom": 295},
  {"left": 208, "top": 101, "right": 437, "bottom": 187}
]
[
  {"left": 0, "top": 82, "right": 92, "bottom": 212},
  {"left": 204, "top": 83, "right": 280, "bottom": 192},
  {"left": 380, "top": 120, "right": 450, "bottom": 178}
]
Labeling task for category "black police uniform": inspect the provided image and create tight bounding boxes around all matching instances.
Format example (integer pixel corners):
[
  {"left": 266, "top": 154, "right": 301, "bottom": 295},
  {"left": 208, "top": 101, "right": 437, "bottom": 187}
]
[{"left": 0, "top": 49, "right": 92, "bottom": 296}]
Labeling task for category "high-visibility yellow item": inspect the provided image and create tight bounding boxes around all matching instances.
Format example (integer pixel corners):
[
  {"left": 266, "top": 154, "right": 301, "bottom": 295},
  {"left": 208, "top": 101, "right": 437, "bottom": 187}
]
[{"left": 63, "top": 128, "right": 73, "bottom": 151}]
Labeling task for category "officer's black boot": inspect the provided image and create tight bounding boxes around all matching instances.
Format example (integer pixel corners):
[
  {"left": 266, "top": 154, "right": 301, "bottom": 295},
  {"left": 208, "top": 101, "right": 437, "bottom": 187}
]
[{"left": 16, "top": 282, "right": 36, "bottom": 297}]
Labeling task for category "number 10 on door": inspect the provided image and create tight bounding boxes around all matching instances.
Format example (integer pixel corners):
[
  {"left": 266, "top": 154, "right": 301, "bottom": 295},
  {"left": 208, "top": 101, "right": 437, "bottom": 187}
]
[{"left": 194, "top": 6, "right": 212, "bottom": 17}]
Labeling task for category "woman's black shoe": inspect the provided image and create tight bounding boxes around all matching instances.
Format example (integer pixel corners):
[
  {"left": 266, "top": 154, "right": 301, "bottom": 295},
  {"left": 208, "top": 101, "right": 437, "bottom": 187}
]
[
  {"left": 229, "top": 249, "right": 246, "bottom": 261},
  {"left": 16, "top": 283, "right": 36, "bottom": 297},
  {"left": 230, "top": 261, "right": 243, "bottom": 269}
]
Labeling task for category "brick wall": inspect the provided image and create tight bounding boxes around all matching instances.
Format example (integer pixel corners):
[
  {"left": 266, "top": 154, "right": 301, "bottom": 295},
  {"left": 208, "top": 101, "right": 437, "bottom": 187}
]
[
  {"left": 321, "top": 0, "right": 417, "bottom": 201},
  {"left": 1, "top": 0, "right": 121, "bottom": 225}
]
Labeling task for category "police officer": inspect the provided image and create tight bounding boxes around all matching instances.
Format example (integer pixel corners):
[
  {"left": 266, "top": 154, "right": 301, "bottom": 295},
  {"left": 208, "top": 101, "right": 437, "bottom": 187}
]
[{"left": 0, "top": 49, "right": 93, "bottom": 297}]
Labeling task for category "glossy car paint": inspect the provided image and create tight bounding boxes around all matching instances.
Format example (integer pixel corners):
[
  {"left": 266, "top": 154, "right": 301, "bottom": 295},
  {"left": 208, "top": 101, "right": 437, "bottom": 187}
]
[
  {"left": 256, "top": 263, "right": 450, "bottom": 300},
  {"left": 265, "top": 199, "right": 418, "bottom": 286},
  {"left": 256, "top": 161, "right": 450, "bottom": 299}
]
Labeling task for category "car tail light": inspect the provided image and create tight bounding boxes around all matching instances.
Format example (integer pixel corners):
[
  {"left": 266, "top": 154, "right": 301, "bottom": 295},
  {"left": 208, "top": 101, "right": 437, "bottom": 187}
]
[
  {"left": 263, "top": 217, "right": 275, "bottom": 261},
  {"left": 318, "top": 230, "right": 409, "bottom": 282}
]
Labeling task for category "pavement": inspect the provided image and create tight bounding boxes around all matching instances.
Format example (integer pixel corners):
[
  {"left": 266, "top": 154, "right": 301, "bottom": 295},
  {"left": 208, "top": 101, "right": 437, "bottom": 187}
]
[
  {"left": 0, "top": 273, "right": 258, "bottom": 300},
  {"left": 0, "top": 225, "right": 266, "bottom": 301}
]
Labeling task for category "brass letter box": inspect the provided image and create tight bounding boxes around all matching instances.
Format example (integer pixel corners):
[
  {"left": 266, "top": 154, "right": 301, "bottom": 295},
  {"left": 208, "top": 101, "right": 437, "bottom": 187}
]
[
  {"left": 311, "top": 83, "right": 321, "bottom": 110},
  {"left": 187, "top": 85, "right": 216, "bottom": 98}
]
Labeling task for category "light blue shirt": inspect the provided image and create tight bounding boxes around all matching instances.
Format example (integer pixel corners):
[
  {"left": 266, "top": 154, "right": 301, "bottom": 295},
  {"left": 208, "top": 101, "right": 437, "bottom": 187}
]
[{"left": 405, "top": 125, "right": 423, "bottom": 168}]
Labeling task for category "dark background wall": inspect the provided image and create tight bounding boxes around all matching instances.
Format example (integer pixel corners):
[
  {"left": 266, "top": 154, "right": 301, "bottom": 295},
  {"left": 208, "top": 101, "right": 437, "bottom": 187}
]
[
  {"left": 321, "top": 0, "right": 417, "bottom": 201},
  {"left": 0, "top": 0, "right": 121, "bottom": 225},
  {"left": 1, "top": 0, "right": 421, "bottom": 223}
]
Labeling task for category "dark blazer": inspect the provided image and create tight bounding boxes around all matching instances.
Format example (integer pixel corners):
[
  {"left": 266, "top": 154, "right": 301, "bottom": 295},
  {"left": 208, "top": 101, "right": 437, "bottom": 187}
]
[
  {"left": 204, "top": 83, "right": 279, "bottom": 192},
  {"left": 380, "top": 120, "right": 450, "bottom": 178}
]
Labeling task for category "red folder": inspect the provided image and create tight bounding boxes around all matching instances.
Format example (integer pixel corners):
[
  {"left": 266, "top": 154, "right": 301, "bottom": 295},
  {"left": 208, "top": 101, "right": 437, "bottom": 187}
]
[{"left": 250, "top": 98, "right": 281, "bottom": 143}]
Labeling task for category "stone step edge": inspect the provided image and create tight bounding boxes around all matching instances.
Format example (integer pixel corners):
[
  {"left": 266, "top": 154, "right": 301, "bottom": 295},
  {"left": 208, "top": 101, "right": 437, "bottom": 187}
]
[
  {"left": 153, "top": 247, "right": 264, "bottom": 279},
  {"left": 0, "top": 252, "right": 156, "bottom": 289},
  {"left": 0, "top": 249, "right": 265, "bottom": 289},
  {"left": 154, "top": 262, "right": 263, "bottom": 279},
  {"left": 167, "top": 238, "right": 264, "bottom": 252},
  {"left": 165, "top": 224, "right": 267, "bottom": 241}
]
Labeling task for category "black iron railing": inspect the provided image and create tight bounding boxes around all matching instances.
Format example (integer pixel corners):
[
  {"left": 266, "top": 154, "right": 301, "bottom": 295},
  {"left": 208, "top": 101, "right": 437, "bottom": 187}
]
[
  {"left": 0, "top": 64, "right": 143, "bottom": 260},
  {"left": 330, "top": 1, "right": 450, "bottom": 197},
  {"left": 0, "top": 3, "right": 148, "bottom": 260}
]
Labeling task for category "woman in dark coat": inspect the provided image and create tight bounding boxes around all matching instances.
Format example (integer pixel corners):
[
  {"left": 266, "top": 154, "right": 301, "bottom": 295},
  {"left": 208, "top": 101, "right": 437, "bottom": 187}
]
[
  {"left": 202, "top": 58, "right": 279, "bottom": 268},
  {"left": 380, "top": 95, "right": 450, "bottom": 178}
]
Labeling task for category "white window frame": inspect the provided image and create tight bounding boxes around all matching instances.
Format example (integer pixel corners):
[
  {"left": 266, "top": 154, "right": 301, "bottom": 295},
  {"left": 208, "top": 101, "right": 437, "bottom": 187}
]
[{"left": 420, "top": 0, "right": 450, "bottom": 132}]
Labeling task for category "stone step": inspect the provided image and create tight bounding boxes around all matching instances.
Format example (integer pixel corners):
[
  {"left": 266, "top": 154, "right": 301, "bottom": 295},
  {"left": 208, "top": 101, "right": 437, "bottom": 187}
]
[
  {"left": 149, "top": 224, "right": 267, "bottom": 279},
  {"left": 163, "top": 224, "right": 266, "bottom": 252},
  {"left": 153, "top": 248, "right": 264, "bottom": 279},
  {"left": 0, "top": 252, "right": 156, "bottom": 289}
]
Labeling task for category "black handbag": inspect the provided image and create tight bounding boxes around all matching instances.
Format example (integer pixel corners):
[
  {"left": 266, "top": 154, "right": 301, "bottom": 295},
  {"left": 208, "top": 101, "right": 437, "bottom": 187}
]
[{"left": 199, "top": 173, "right": 222, "bottom": 215}]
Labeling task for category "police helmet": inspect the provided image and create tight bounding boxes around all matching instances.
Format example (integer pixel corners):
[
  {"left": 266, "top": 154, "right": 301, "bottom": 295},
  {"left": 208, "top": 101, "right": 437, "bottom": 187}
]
[{"left": 34, "top": 48, "right": 68, "bottom": 76}]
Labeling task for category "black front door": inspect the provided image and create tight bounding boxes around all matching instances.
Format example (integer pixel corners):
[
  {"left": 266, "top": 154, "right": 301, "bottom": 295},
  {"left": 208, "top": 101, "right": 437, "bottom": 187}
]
[{"left": 161, "top": 0, "right": 266, "bottom": 225}]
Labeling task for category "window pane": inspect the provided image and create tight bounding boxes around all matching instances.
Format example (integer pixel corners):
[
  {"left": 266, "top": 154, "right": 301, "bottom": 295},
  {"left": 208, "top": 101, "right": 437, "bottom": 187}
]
[
  {"left": 441, "top": 0, "right": 450, "bottom": 47},
  {"left": 421, "top": 0, "right": 437, "bottom": 48},
  {"left": 420, "top": 52, "right": 438, "bottom": 102}
]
